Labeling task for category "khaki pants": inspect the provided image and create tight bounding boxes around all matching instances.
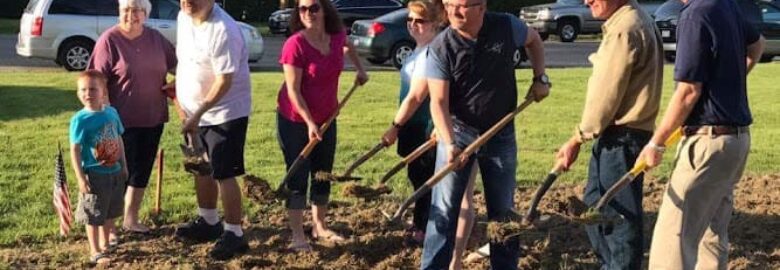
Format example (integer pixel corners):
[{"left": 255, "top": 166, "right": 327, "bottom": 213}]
[{"left": 649, "top": 131, "right": 750, "bottom": 270}]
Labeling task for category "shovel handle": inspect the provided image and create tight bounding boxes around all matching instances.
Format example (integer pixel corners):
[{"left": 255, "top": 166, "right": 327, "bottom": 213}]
[
  {"left": 342, "top": 142, "right": 387, "bottom": 177},
  {"left": 379, "top": 136, "right": 437, "bottom": 184},
  {"left": 154, "top": 149, "right": 163, "bottom": 215},
  {"left": 593, "top": 128, "right": 683, "bottom": 210},
  {"left": 300, "top": 83, "right": 361, "bottom": 158},
  {"left": 523, "top": 162, "right": 565, "bottom": 223},
  {"left": 391, "top": 98, "right": 535, "bottom": 222}
]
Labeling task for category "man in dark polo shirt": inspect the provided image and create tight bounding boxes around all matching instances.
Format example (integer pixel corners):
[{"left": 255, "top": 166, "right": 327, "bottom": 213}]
[
  {"left": 640, "top": 0, "right": 765, "bottom": 268},
  {"left": 422, "top": 0, "right": 550, "bottom": 268}
]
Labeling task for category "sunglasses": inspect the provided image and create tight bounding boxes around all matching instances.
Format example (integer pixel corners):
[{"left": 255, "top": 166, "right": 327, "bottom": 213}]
[
  {"left": 406, "top": 17, "right": 428, "bottom": 24},
  {"left": 298, "top": 3, "right": 321, "bottom": 14}
]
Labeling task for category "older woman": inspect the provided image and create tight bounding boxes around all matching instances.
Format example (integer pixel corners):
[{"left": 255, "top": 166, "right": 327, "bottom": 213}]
[
  {"left": 88, "top": 0, "right": 176, "bottom": 235},
  {"left": 277, "top": 0, "right": 369, "bottom": 252}
]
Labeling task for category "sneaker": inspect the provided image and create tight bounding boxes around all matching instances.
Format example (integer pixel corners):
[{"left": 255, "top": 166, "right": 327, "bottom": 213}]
[
  {"left": 174, "top": 216, "right": 223, "bottom": 242},
  {"left": 210, "top": 231, "right": 249, "bottom": 260}
]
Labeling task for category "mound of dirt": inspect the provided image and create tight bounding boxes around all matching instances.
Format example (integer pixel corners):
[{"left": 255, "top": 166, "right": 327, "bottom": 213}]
[
  {"left": 2, "top": 174, "right": 778, "bottom": 269},
  {"left": 243, "top": 174, "right": 277, "bottom": 203}
]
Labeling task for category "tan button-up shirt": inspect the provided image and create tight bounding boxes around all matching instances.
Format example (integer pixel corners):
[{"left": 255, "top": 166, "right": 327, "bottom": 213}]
[{"left": 577, "top": 0, "right": 664, "bottom": 141}]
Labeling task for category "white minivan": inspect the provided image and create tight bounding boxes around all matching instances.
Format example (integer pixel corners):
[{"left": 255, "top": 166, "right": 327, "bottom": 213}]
[{"left": 17, "top": 0, "right": 264, "bottom": 71}]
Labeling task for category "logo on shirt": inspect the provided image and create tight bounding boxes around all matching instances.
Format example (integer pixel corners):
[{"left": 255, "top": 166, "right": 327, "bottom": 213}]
[
  {"left": 92, "top": 122, "right": 121, "bottom": 167},
  {"left": 485, "top": 42, "right": 504, "bottom": 54}
]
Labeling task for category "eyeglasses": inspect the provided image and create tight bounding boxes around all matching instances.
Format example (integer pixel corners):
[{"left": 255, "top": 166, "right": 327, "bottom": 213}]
[
  {"left": 406, "top": 17, "right": 428, "bottom": 24},
  {"left": 444, "top": 1, "right": 483, "bottom": 10},
  {"left": 298, "top": 3, "right": 321, "bottom": 14}
]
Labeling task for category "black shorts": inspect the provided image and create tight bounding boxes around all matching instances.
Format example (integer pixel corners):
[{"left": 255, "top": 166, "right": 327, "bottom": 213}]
[
  {"left": 123, "top": 124, "right": 164, "bottom": 188},
  {"left": 197, "top": 117, "right": 248, "bottom": 180}
]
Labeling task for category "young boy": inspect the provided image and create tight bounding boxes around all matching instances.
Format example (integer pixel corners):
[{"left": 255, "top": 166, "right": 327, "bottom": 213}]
[{"left": 69, "top": 70, "right": 128, "bottom": 265}]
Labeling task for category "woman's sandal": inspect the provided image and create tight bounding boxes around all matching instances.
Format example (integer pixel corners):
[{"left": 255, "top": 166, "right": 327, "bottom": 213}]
[
  {"left": 311, "top": 230, "right": 346, "bottom": 243},
  {"left": 89, "top": 252, "right": 110, "bottom": 265}
]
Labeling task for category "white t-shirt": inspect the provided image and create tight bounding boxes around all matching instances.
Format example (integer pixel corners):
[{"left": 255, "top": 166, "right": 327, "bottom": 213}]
[{"left": 176, "top": 4, "right": 251, "bottom": 126}]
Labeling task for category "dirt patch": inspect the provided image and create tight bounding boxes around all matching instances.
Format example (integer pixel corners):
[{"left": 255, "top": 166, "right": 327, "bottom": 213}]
[{"left": 2, "top": 174, "right": 778, "bottom": 269}]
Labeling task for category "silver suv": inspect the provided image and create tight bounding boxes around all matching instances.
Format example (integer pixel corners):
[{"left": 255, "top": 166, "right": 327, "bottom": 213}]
[
  {"left": 16, "top": 0, "right": 264, "bottom": 71},
  {"left": 520, "top": 0, "right": 661, "bottom": 42}
]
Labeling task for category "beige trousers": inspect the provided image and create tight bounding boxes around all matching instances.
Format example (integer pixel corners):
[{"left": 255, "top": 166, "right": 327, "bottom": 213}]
[{"left": 649, "top": 131, "right": 750, "bottom": 270}]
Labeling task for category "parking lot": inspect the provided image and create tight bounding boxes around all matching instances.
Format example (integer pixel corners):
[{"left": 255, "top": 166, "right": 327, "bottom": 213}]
[{"left": 1, "top": 34, "right": 600, "bottom": 72}]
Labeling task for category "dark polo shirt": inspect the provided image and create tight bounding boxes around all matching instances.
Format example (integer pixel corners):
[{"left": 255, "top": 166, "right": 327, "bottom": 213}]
[
  {"left": 425, "top": 13, "right": 528, "bottom": 132},
  {"left": 675, "top": 0, "right": 760, "bottom": 126}
]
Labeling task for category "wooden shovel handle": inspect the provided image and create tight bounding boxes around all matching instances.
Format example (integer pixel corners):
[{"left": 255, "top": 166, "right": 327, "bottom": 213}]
[
  {"left": 391, "top": 98, "right": 535, "bottom": 222},
  {"left": 342, "top": 142, "right": 387, "bottom": 177},
  {"left": 379, "top": 137, "right": 437, "bottom": 184},
  {"left": 299, "top": 83, "right": 360, "bottom": 158}
]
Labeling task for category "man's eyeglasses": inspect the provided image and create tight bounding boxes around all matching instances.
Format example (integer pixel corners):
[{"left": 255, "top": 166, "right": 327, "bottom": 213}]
[
  {"left": 406, "top": 17, "right": 428, "bottom": 24},
  {"left": 444, "top": 1, "right": 482, "bottom": 10},
  {"left": 298, "top": 3, "right": 321, "bottom": 14}
]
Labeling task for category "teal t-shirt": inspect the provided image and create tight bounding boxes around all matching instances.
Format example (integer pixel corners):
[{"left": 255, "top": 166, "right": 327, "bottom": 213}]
[
  {"left": 69, "top": 106, "right": 124, "bottom": 174},
  {"left": 399, "top": 45, "right": 432, "bottom": 128}
]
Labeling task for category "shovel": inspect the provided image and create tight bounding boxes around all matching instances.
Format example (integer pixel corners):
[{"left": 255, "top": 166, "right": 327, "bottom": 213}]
[
  {"left": 522, "top": 161, "right": 565, "bottom": 225},
  {"left": 315, "top": 141, "right": 389, "bottom": 182},
  {"left": 181, "top": 131, "right": 212, "bottom": 176},
  {"left": 342, "top": 136, "right": 437, "bottom": 199},
  {"left": 385, "top": 98, "right": 535, "bottom": 224},
  {"left": 571, "top": 128, "right": 683, "bottom": 223},
  {"left": 276, "top": 82, "right": 361, "bottom": 198}
]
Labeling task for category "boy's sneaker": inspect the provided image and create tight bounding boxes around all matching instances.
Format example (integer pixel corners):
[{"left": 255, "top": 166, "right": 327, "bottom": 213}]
[
  {"left": 174, "top": 216, "right": 223, "bottom": 242},
  {"left": 209, "top": 231, "right": 249, "bottom": 260}
]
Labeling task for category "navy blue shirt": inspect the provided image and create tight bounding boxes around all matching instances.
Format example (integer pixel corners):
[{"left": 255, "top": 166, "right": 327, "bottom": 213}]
[
  {"left": 426, "top": 13, "right": 528, "bottom": 132},
  {"left": 674, "top": 0, "right": 760, "bottom": 126}
]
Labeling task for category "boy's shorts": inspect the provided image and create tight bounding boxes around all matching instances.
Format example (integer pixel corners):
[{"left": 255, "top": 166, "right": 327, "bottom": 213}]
[
  {"left": 76, "top": 171, "right": 126, "bottom": 225},
  {"left": 197, "top": 117, "right": 248, "bottom": 180}
]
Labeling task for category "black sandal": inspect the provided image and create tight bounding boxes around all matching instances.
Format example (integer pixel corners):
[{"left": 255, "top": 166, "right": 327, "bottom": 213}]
[{"left": 89, "top": 252, "right": 110, "bottom": 265}]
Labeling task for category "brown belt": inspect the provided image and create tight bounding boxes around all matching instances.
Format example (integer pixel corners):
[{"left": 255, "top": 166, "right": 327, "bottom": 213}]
[{"left": 683, "top": 125, "right": 749, "bottom": 136}]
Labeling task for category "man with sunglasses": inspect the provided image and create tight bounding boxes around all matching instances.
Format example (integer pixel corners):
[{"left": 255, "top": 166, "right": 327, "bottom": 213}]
[
  {"left": 173, "top": 0, "right": 251, "bottom": 260},
  {"left": 423, "top": 0, "right": 549, "bottom": 269}
]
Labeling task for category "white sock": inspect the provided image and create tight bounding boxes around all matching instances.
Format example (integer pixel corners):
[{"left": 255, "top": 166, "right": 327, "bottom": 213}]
[
  {"left": 198, "top": 208, "right": 219, "bottom": 225},
  {"left": 224, "top": 222, "right": 243, "bottom": 237}
]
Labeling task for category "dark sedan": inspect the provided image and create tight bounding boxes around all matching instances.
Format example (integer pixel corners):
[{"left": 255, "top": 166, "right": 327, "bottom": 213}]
[
  {"left": 350, "top": 9, "right": 528, "bottom": 69},
  {"left": 655, "top": 0, "right": 780, "bottom": 62},
  {"left": 268, "top": 0, "right": 404, "bottom": 35}
]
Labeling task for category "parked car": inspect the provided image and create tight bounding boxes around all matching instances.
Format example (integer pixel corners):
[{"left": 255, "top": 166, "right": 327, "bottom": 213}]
[
  {"left": 655, "top": 0, "right": 780, "bottom": 62},
  {"left": 520, "top": 0, "right": 662, "bottom": 42},
  {"left": 268, "top": 0, "right": 404, "bottom": 36},
  {"left": 349, "top": 9, "right": 527, "bottom": 70},
  {"left": 16, "top": 0, "right": 264, "bottom": 71}
]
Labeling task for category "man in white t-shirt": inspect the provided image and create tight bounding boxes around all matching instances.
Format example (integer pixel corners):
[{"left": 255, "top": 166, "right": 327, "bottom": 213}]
[{"left": 173, "top": 0, "right": 251, "bottom": 260}]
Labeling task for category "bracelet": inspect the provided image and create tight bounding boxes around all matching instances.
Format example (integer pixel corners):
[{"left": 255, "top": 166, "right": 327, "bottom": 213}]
[
  {"left": 647, "top": 142, "right": 666, "bottom": 153},
  {"left": 392, "top": 121, "right": 403, "bottom": 129}
]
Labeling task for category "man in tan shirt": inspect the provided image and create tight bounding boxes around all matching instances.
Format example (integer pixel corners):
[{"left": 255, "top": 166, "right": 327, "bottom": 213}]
[{"left": 555, "top": 0, "right": 663, "bottom": 268}]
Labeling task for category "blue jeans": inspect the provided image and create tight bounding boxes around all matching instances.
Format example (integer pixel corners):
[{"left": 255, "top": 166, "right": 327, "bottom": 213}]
[
  {"left": 421, "top": 121, "right": 518, "bottom": 270},
  {"left": 583, "top": 127, "right": 650, "bottom": 270}
]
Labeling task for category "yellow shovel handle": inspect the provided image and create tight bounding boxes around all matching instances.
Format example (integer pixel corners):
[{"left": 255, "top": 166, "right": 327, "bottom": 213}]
[{"left": 629, "top": 127, "right": 684, "bottom": 175}]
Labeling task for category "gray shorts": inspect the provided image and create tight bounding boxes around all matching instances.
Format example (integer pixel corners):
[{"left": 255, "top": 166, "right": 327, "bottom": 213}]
[{"left": 76, "top": 171, "right": 126, "bottom": 225}]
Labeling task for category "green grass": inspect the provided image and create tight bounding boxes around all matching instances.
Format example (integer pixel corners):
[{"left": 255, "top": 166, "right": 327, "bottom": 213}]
[
  {"left": 0, "top": 18, "right": 20, "bottom": 35},
  {"left": 1, "top": 64, "right": 778, "bottom": 246}
]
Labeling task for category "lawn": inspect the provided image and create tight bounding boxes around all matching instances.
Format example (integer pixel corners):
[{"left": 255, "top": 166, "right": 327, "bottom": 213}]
[
  {"left": 0, "top": 64, "right": 778, "bottom": 246},
  {"left": 0, "top": 18, "right": 19, "bottom": 35}
]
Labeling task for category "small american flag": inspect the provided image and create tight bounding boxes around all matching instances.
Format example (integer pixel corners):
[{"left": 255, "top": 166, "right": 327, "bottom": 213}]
[{"left": 53, "top": 143, "right": 73, "bottom": 236}]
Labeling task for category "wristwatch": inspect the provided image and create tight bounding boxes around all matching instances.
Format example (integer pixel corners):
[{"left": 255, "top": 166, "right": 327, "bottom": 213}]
[{"left": 533, "top": 73, "right": 551, "bottom": 87}]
